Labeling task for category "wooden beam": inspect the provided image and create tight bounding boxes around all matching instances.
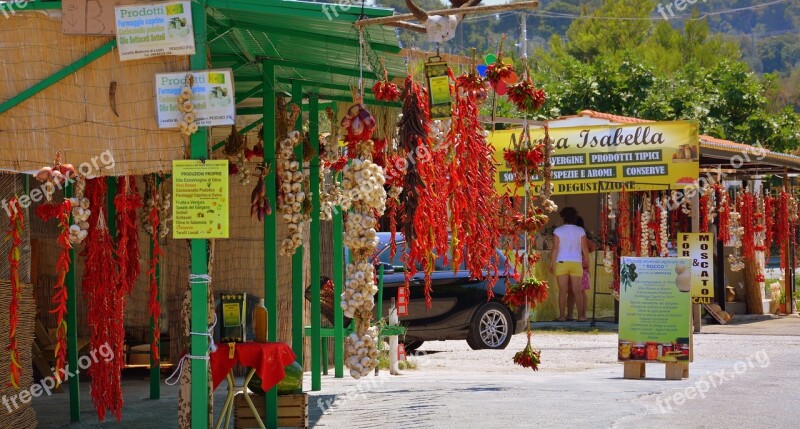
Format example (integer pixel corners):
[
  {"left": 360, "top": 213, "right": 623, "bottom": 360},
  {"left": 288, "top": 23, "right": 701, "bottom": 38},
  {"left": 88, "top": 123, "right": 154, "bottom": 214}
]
[
  {"left": 354, "top": 1, "right": 540, "bottom": 27},
  {"left": 386, "top": 21, "right": 426, "bottom": 33}
]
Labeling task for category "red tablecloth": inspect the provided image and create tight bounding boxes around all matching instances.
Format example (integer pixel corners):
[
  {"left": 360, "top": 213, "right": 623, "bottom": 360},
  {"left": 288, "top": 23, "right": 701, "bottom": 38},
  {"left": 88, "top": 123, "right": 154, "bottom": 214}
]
[{"left": 210, "top": 342, "right": 296, "bottom": 390}]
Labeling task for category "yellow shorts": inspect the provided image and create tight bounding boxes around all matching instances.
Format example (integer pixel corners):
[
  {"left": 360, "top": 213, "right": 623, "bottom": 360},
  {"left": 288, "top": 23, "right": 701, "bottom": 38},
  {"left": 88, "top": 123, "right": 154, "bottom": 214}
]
[{"left": 554, "top": 261, "right": 583, "bottom": 277}]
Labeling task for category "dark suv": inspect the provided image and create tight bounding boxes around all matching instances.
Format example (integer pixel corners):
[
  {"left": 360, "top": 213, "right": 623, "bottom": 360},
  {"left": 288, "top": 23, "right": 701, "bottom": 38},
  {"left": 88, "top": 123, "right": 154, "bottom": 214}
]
[{"left": 369, "top": 232, "right": 527, "bottom": 351}]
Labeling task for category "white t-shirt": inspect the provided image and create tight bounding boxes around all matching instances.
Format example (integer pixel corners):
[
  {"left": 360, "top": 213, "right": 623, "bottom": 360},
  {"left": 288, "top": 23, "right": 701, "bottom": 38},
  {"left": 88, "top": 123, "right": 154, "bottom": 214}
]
[{"left": 553, "top": 224, "right": 585, "bottom": 262}]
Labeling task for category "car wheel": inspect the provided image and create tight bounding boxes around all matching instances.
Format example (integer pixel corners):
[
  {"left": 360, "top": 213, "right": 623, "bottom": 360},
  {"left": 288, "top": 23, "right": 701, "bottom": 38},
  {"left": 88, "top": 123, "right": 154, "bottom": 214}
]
[
  {"left": 402, "top": 340, "right": 424, "bottom": 354},
  {"left": 467, "top": 302, "right": 513, "bottom": 350}
]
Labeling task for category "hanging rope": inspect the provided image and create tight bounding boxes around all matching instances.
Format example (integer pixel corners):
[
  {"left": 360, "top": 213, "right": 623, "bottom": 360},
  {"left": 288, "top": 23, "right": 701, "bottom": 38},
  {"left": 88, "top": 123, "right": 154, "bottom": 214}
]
[{"left": 164, "top": 313, "right": 218, "bottom": 386}]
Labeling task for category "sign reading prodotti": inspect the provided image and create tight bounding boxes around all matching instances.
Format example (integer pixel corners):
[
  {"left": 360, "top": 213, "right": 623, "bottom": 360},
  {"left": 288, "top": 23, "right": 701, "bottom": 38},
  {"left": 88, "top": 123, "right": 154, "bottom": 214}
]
[
  {"left": 172, "top": 160, "right": 229, "bottom": 239},
  {"left": 677, "top": 233, "right": 715, "bottom": 304},
  {"left": 491, "top": 121, "right": 699, "bottom": 195},
  {"left": 115, "top": 1, "right": 195, "bottom": 61},
  {"left": 155, "top": 69, "right": 235, "bottom": 128},
  {"left": 618, "top": 257, "right": 692, "bottom": 363}
]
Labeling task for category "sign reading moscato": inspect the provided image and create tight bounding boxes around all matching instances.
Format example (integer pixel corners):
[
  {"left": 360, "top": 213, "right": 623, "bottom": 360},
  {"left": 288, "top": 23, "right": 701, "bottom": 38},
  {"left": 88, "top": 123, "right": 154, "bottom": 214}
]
[
  {"left": 115, "top": 1, "right": 195, "bottom": 61},
  {"left": 491, "top": 121, "right": 699, "bottom": 195},
  {"left": 677, "top": 233, "right": 715, "bottom": 304}
]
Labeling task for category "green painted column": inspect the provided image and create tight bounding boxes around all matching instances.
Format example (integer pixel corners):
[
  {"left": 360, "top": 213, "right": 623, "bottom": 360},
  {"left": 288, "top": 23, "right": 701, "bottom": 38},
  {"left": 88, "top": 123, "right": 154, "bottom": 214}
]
[
  {"left": 262, "top": 59, "right": 279, "bottom": 429},
  {"left": 189, "top": 3, "right": 210, "bottom": 428},
  {"left": 309, "top": 94, "right": 322, "bottom": 391},
  {"left": 149, "top": 174, "right": 161, "bottom": 400},
  {"left": 65, "top": 182, "right": 80, "bottom": 422},
  {"left": 291, "top": 80, "right": 305, "bottom": 366},
  {"left": 332, "top": 186, "right": 345, "bottom": 377}
]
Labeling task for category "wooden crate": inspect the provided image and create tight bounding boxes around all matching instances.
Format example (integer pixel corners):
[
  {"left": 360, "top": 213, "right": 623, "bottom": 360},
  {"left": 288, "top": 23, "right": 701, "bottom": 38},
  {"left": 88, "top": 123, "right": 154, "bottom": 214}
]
[{"left": 234, "top": 393, "right": 308, "bottom": 429}]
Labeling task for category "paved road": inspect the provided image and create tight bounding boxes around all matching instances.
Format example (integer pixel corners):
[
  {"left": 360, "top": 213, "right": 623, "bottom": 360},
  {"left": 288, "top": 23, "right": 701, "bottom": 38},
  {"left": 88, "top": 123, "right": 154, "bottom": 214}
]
[{"left": 310, "top": 316, "right": 799, "bottom": 429}]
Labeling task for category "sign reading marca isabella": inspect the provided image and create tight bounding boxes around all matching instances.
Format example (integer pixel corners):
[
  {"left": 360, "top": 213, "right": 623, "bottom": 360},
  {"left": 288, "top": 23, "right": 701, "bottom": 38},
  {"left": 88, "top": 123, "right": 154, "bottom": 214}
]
[{"left": 491, "top": 121, "right": 699, "bottom": 195}]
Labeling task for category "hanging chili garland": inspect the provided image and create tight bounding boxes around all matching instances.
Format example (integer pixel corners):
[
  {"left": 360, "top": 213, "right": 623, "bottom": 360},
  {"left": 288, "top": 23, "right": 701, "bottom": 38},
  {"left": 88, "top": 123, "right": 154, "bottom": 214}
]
[
  {"left": 764, "top": 194, "right": 774, "bottom": 261},
  {"left": 715, "top": 184, "right": 730, "bottom": 244},
  {"left": 6, "top": 197, "right": 24, "bottom": 388},
  {"left": 146, "top": 186, "right": 163, "bottom": 362},
  {"left": 617, "top": 188, "right": 631, "bottom": 256},
  {"left": 776, "top": 191, "right": 791, "bottom": 270},
  {"left": 115, "top": 176, "right": 142, "bottom": 295},
  {"left": 35, "top": 199, "right": 72, "bottom": 384}
]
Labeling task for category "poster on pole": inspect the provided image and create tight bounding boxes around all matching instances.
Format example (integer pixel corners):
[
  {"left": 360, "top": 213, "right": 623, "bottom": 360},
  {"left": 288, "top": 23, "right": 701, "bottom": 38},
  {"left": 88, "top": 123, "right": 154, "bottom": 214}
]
[
  {"left": 155, "top": 70, "right": 235, "bottom": 128},
  {"left": 491, "top": 121, "right": 699, "bottom": 195},
  {"left": 618, "top": 257, "right": 692, "bottom": 363},
  {"left": 172, "top": 160, "right": 229, "bottom": 239},
  {"left": 115, "top": 1, "right": 195, "bottom": 61},
  {"left": 677, "top": 233, "right": 715, "bottom": 304}
]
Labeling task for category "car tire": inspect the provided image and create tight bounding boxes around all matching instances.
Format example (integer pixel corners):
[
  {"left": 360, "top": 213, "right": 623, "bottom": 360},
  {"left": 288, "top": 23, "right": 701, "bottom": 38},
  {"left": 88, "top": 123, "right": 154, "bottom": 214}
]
[
  {"left": 402, "top": 340, "right": 424, "bottom": 354},
  {"left": 467, "top": 302, "right": 514, "bottom": 350}
]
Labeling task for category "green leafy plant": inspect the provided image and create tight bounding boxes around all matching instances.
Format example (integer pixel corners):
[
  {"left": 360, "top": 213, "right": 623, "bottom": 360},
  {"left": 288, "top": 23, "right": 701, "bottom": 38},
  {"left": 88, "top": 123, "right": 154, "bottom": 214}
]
[{"left": 620, "top": 262, "right": 638, "bottom": 292}]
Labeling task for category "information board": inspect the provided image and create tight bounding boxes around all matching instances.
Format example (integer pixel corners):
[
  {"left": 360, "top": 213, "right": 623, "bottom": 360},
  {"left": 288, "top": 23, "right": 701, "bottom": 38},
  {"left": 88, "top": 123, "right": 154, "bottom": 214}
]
[
  {"left": 115, "top": 1, "right": 195, "bottom": 61},
  {"left": 172, "top": 160, "right": 229, "bottom": 239},
  {"left": 677, "top": 233, "right": 715, "bottom": 304}
]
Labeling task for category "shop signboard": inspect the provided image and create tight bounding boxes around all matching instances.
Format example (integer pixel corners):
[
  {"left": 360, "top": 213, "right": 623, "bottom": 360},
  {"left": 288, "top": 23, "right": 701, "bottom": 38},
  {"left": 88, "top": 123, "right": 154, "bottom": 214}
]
[
  {"left": 172, "top": 160, "right": 229, "bottom": 239},
  {"left": 491, "top": 121, "right": 699, "bottom": 195},
  {"left": 115, "top": 1, "right": 195, "bottom": 60},
  {"left": 677, "top": 233, "right": 715, "bottom": 304},
  {"left": 155, "top": 69, "right": 235, "bottom": 128}
]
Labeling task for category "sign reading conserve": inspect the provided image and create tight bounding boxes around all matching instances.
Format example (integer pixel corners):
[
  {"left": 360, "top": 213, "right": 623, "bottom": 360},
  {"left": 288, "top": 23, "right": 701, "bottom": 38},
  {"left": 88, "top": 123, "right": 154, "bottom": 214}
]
[
  {"left": 155, "top": 70, "right": 235, "bottom": 128},
  {"left": 172, "top": 160, "right": 229, "bottom": 239},
  {"left": 115, "top": 1, "right": 195, "bottom": 61}
]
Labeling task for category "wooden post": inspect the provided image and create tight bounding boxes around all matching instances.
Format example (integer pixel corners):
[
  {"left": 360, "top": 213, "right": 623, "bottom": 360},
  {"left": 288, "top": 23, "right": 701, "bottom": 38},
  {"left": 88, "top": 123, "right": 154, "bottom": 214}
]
[
  {"left": 623, "top": 362, "right": 646, "bottom": 379},
  {"left": 784, "top": 168, "right": 792, "bottom": 314},
  {"left": 262, "top": 59, "right": 280, "bottom": 429},
  {"left": 691, "top": 191, "right": 701, "bottom": 331}
]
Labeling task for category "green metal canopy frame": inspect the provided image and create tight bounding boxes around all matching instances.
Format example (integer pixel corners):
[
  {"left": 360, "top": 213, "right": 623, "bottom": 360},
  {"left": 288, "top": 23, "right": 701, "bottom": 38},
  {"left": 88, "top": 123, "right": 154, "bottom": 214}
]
[{"left": 6, "top": 1, "right": 407, "bottom": 427}]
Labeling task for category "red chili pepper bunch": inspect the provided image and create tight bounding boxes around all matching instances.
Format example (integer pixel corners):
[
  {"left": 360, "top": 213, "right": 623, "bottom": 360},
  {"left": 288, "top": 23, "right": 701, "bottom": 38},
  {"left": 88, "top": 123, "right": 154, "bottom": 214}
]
[
  {"left": 372, "top": 80, "right": 400, "bottom": 102},
  {"left": 513, "top": 331, "right": 541, "bottom": 371},
  {"left": 739, "top": 191, "right": 756, "bottom": 261},
  {"left": 776, "top": 191, "right": 791, "bottom": 269},
  {"left": 486, "top": 60, "right": 515, "bottom": 91},
  {"left": 397, "top": 77, "right": 428, "bottom": 245},
  {"left": 512, "top": 208, "right": 549, "bottom": 235},
  {"left": 446, "top": 70, "right": 504, "bottom": 297},
  {"left": 35, "top": 199, "right": 73, "bottom": 385},
  {"left": 115, "top": 176, "right": 142, "bottom": 295},
  {"left": 506, "top": 77, "right": 547, "bottom": 114},
  {"left": 244, "top": 144, "right": 264, "bottom": 161},
  {"left": 617, "top": 188, "right": 631, "bottom": 255},
  {"left": 80, "top": 178, "right": 125, "bottom": 421},
  {"left": 455, "top": 73, "right": 488, "bottom": 101},
  {"left": 6, "top": 197, "right": 24, "bottom": 388},
  {"left": 715, "top": 184, "right": 730, "bottom": 244},
  {"left": 503, "top": 145, "right": 544, "bottom": 187},
  {"left": 699, "top": 193, "right": 710, "bottom": 233},
  {"left": 503, "top": 276, "right": 548, "bottom": 311}
]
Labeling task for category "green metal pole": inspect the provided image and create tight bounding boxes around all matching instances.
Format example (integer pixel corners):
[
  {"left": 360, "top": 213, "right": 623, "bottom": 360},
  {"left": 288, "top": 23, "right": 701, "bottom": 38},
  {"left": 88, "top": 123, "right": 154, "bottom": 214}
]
[
  {"left": 149, "top": 174, "right": 161, "bottom": 400},
  {"left": 332, "top": 97, "right": 344, "bottom": 377},
  {"left": 65, "top": 182, "right": 80, "bottom": 422},
  {"left": 106, "top": 178, "right": 117, "bottom": 236},
  {"left": 309, "top": 94, "right": 322, "bottom": 390},
  {"left": 262, "top": 59, "right": 279, "bottom": 429},
  {"left": 291, "top": 80, "right": 305, "bottom": 367},
  {"left": 189, "top": 3, "right": 210, "bottom": 428}
]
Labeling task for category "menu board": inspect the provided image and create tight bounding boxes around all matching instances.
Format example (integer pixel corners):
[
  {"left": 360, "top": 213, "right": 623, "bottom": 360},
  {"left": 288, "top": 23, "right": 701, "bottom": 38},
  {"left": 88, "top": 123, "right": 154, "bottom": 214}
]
[
  {"left": 677, "top": 233, "right": 715, "bottom": 304},
  {"left": 172, "top": 160, "right": 229, "bottom": 239},
  {"left": 618, "top": 257, "right": 692, "bottom": 363},
  {"left": 115, "top": 1, "right": 195, "bottom": 61},
  {"left": 155, "top": 69, "right": 235, "bottom": 128}
]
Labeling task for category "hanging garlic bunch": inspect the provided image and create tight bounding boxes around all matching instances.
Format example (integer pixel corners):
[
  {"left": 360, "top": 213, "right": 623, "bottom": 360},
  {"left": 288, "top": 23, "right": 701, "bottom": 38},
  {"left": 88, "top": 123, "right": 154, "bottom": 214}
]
[
  {"left": 341, "top": 159, "right": 386, "bottom": 213},
  {"left": 343, "top": 212, "right": 379, "bottom": 250},
  {"left": 140, "top": 178, "right": 172, "bottom": 238},
  {"left": 639, "top": 194, "right": 652, "bottom": 256},
  {"left": 340, "top": 262, "right": 378, "bottom": 318},
  {"left": 790, "top": 194, "right": 799, "bottom": 222},
  {"left": 429, "top": 120, "right": 451, "bottom": 149},
  {"left": 728, "top": 204, "right": 745, "bottom": 271},
  {"left": 278, "top": 131, "right": 308, "bottom": 256},
  {"left": 603, "top": 248, "right": 615, "bottom": 274},
  {"left": 680, "top": 195, "right": 692, "bottom": 215},
  {"left": 344, "top": 327, "right": 380, "bottom": 379},
  {"left": 388, "top": 184, "right": 403, "bottom": 200},
  {"left": 236, "top": 152, "right": 252, "bottom": 185},
  {"left": 67, "top": 177, "right": 90, "bottom": 244},
  {"left": 177, "top": 75, "right": 199, "bottom": 136},
  {"left": 703, "top": 184, "right": 716, "bottom": 224},
  {"left": 607, "top": 194, "right": 616, "bottom": 219},
  {"left": 659, "top": 195, "right": 669, "bottom": 257},
  {"left": 539, "top": 131, "right": 557, "bottom": 213}
]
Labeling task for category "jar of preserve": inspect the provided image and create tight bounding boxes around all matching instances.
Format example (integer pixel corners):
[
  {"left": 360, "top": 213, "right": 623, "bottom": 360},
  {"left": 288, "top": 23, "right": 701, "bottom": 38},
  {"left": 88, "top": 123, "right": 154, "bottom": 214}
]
[
  {"left": 631, "top": 343, "right": 645, "bottom": 360},
  {"left": 645, "top": 342, "right": 658, "bottom": 360},
  {"left": 618, "top": 341, "right": 631, "bottom": 360},
  {"left": 680, "top": 344, "right": 690, "bottom": 356},
  {"left": 662, "top": 343, "right": 673, "bottom": 355}
]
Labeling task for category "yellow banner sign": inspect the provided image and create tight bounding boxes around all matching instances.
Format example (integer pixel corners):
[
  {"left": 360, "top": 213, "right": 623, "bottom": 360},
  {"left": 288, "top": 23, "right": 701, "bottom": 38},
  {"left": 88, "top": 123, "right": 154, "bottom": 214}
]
[
  {"left": 172, "top": 160, "right": 229, "bottom": 239},
  {"left": 491, "top": 121, "right": 699, "bottom": 195},
  {"left": 677, "top": 233, "right": 715, "bottom": 304}
]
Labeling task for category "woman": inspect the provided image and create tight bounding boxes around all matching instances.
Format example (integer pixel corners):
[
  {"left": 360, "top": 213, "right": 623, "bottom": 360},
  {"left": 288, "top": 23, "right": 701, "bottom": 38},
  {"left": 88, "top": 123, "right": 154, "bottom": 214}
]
[
  {"left": 566, "top": 217, "right": 596, "bottom": 320},
  {"left": 549, "top": 207, "right": 590, "bottom": 322}
]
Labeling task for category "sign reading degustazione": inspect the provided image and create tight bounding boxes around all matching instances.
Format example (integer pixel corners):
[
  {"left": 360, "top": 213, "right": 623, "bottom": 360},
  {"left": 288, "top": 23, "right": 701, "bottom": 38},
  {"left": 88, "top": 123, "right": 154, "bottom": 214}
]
[
  {"left": 677, "top": 233, "right": 715, "bottom": 304},
  {"left": 115, "top": 1, "right": 195, "bottom": 61},
  {"left": 172, "top": 160, "right": 229, "bottom": 239},
  {"left": 491, "top": 121, "right": 699, "bottom": 195}
]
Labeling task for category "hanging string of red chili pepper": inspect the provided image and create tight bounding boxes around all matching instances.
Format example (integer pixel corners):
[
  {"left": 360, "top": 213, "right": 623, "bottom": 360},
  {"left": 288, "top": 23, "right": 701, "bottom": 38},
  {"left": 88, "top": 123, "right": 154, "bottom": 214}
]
[
  {"left": 740, "top": 191, "right": 756, "bottom": 261},
  {"left": 147, "top": 198, "right": 162, "bottom": 361},
  {"left": 699, "top": 192, "right": 710, "bottom": 233},
  {"left": 618, "top": 188, "right": 631, "bottom": 256},
  {"left": 764, "top": 194, "right": 774, "bottom": 261},
  {"left": 715, "top": 185, "right": 730, "bottom": 244},
  {"left": 776, "top": 190, "right": 790, "bottom": 270},
  {"left": 6, "top": 197, "right": 24, "bottom": 388},
  {"left": 115, "top": 176, "right": 142, "bottom": 295},
  {"left": 35, "top": 199, "right": 72, "bottom": 385}
]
